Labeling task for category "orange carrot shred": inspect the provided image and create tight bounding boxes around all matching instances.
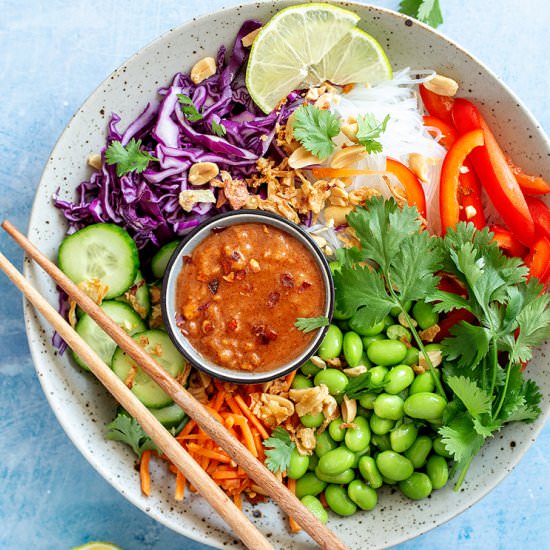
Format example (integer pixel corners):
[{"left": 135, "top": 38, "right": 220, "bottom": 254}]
[
  {"left": 211, "top": 390, "right": 226, "bottom": 411},
  {"left": 177, "top": 419, "right": 196, "bottom": 437},
  {"left": 175, "top": 470, "right": 186, "bottom": 501},
  {"left": 187, "top": 443, "right": 232, "bottom": 463},
  {"left": 287, "top": 478, "right": 301, "bottom": 532},
  {"left": 140, "top": 450, "right": 152, "bottom": 497},
  {"left": 232, "top": 394, "right": 270, "bottom": 439},
  {"left": 284, "top": 370, "right": 297, "bottom": 391}
]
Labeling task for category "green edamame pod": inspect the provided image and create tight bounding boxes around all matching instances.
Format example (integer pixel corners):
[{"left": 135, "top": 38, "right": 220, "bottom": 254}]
[
  {"left": 314, "top": 369, "right": 349, "bottom": 396},
  {"left": 328, "top": 417, "right": 346, "bottom": 442},
  {"left": 318, "top": 324, "right": 343, "bottom": 360},
  {"left": 402, "top": 347, "right": 420, "bottom": 366},
  {"left": 412, "top": 301, "right": 439, "bottom": 330},
  {"left": 347, "top": 479, "right": 378, "bottom": 511},
  {"left": 301, "top": 360, "right": 321, "bottom": 377},
  {"left": 315, "top": 466, "right": 355, "bottom": 484},
  {"left": 426, "top": 455, "right": 449, "bottom": 489},
  {"left": 368, "top": 365, "right": 388, "bottom": 388},
  {"left": 362, "top": 334, "right": 385, "bottom": 349},
  {"left": 367, "top": 340, "right": 408, "bottom": 366},
  {"left": 376, "top": 450, "right": 414, "bottom": 481},
  {"left": 391, "top": 301, "right": 412, "bottom": 316},
  {"left": 349, "top": 315, "right": 385, "bottom": 337},
  {"left": 404, "top": 435, "right": 433, "bottom": 468},
  {"left": 325, "top": 484, "right": 358, "bottom": 516},
  {"left": 300, "top": 411, "right": 325, "bottom": 428},
  {"left": 399, "top": 472, "right": 433, "bottom": 500},
  {"left": 315, "top": 430, "right": 338, "bottom": 458},
  {"left": 433, "top": 436, "right": 453, "bottom": 459},
  {"left": 404, "top": 392, "right": 447, "bottom": 421},
  {"left": 359, "top": 392, "right": 378, "bottom": 409},
  {"left": 383, "top": 315, "right": 394, "bottom": 328},
  {"left": 287, "top": 448, "right": 310, "bottom": 480},
  {"left": 384, "top": 365, "right": 415, "bottom": 394},
  {"left": 390, "top": 423, "right": 418, "bottom": 453},
  {"left": 292, "top": 373, "right": 313, "bottom": 389},
  {"left": 301, "top": 495, "right": 328, "bottom": 524},
  {"left": 343, "top": 331, "right": 364, "bottom": 367},
  {"left": 318, "top": 447, "right": 355, "bottom": 476},
  {"left": 370, "top": 414, "right": 394, "bottom": 435},
  {"left": 373, "top": 393, "right": 405, "bottom": 421},
  {"left": 351, "top": 446, "right": 370, "bottom": 469},
  {"left": 344, "top": 416, "right": 371, "bottom": 452},
  {"left": 370, "top": 433, "right": 391, "bottom": 451},
  {"left": 358, "top": 456, "right": 383, "bottom": 489},
  {"left": 295, "top": 472, "right": 327, "bottom": 498},
  {"left": 409, "top": 371, "right": 435, "bottom": 394},
  {"left": 307, "top": 453, "right": 319, "bottom": 471},
  {"left": 386, "top": 324, "right": 412, "bottom": 343}
]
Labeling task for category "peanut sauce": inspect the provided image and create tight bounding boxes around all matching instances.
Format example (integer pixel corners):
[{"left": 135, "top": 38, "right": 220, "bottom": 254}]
[{"left": 176, "top": 223, "right": 325, "bottom": 371}]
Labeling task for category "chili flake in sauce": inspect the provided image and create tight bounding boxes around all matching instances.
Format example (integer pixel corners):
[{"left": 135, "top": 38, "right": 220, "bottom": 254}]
[{"left": 176, "top": 223, "right": 325, "bottom": 371}]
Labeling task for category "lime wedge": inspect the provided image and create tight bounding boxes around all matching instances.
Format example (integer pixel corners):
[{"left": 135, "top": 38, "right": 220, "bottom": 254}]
[
  {"left": 246, "top": 3, "right": 360, "bottom": 113},
  {"left": 307, "top": 27, "right": 392, "bottom": 86},
  {"left": 71, "top": 543, "right": 122, "bottom": 550}
]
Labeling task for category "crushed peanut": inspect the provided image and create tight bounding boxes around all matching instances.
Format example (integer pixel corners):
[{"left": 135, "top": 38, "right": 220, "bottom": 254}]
[
  {"left": 188, "top": 162, "right": 219, "bottom": 185},
  {"left": 341, "top": 395, "right": 357, "bottom": 423},
  {"left": 419, "top": 324, "right": 440, "bottom": 342},
  {"left": 343, "top": 365, "right": 368, "bottom": 377},
  {"left": 87, "top": 153, "right": 102, "bottom": 170},
  {"left": 179, "top": 189, "right": 216, "bottom": 212},
  {"left": 330, "top": 145, "right": 367, "bottom": 169},
  {"left": 288, "top": 146, "right": 321, "bottom": 169},
  {"left": 241, "top": 27, "right": 261, "bottom": 47},
  {"left": 190, "top": 56, "right": 217, "bottom": 84},
  {"left": 424, "top": 74, "right": 459, "bottom": 97}
]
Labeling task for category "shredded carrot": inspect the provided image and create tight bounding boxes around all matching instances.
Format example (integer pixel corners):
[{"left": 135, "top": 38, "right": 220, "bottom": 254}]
[
  {"left": 212, "top": 470, "right": 248, "bottom": 480},
  {"left": 187, "top": 443, "right": 232, "bottom": 463},
  {"left": 211, "top": 390, "right": 226, "bottom": 411},
  {"left": 319, "top": 492, "right": 329, "bottom": 508},
  {"left": 176, "top": 433, "right": 210, "bottom": 441},
  {"left": 311, "top": 167, "right": 387, "bottom": 179},
  {"left": 287, "top": 478, "right": 301, "bottom": 533},
  {"left": 140, "top": 450, "right": 152, "bottom": 497},
  {"left": 177, "top": 419, "right": 196, "bottom": 437},
  {"left": 204, "top": 406, "right": 225, "bottom": 424},
  {"left": 233, "top": 491, "right": 243, "bottom": 510},
  {"left": 252, "top": 428, "right": 265, "bottom": 461},
  {"left": 229, "top": 414, "right": 258, "bottom": 457},
  {"left": 225, "top": 395, "right": 243, "bottom": 416},
  {"left": 231, "top": 394, "right": 270, "bottom": 439},
  {"left": 175, "top": 470, "right": 186, "bottom": 501},
  {"left": 284, "top": 371, "right": 297, "bottom": 391}
]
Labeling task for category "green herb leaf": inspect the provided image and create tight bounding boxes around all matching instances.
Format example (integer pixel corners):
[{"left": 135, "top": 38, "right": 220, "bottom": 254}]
[
  {"left": 345, "top": 371, "right": 385, "bottom": 399},
  {"left": 177, "top": 93, "right": 203, "bottom": 122},
  {"left": 263, "top": 427, "right": 296, "bottom": 474},
  {"left": 211, "top": 119, "right": 227, "bottom": 137},
  {"left": 442, "top": 322, "right": 491, "bottom": 370},
  {"left": 398, "top": 0, "right": 443, "bottom": 28},
  {"left": 438, "top": 414, "right": 484, "bottom": 470},
  {"left": 295, "top": 316, "right": 330, "bottom": 333},
  {"left": 498, "top": 365, "right": 542, "bottom": 423},
  {"left": 356, "top": 114, "right": 390, "bottom": 154},
  {"left": 292, "top": 104, "right": 340, "bottom": 159},
  {"left": 104, "top": 139, "right": 157, "bottom": 177},
  {"left": 445, "top": 376, "right": 492, "bottom": 418},
  {"left": 106, "top": 413, "right": 158, "bottom": 458}
]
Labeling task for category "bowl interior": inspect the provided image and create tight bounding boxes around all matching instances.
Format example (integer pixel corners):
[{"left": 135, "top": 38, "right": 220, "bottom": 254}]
[
  {"left": 24, "top": 1, "right": 550, "bottom": 549},
  {"left": 162, "top": 210, "right": 334, "bottom": 384}
]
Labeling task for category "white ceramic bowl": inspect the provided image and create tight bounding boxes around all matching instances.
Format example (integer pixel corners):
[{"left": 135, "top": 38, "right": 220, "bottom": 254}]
[{"left": 24, "top": 1, "right": 550, "bottom": 549}]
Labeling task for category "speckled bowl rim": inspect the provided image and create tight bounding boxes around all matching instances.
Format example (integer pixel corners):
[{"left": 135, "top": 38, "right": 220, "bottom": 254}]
[
  {"left": 161, "top": 209, "right": 334, "bottom": 384},
  {"left": 23, "top": 1, "right": 550, "bottom": 549}
]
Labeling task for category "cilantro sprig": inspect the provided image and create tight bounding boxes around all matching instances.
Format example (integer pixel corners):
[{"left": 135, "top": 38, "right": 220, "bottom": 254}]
[
  {"left": 356, "top": 114, "right": 390, "bottom": 154},
  {"left": 105, "top": 138, "right": 157, "bottom": 177},
  {"left": 263, "top": 427, "right": 296, "bottom": 473},
  {"left": 106, "top": 413, "right": 158, "bottom": 458},
  {"left": 177, "top": 93, "right": 203, "bottom": 122},
  {"left": 292, "top": 104, "right": 340, "bottom": 159},
  {"left": 211, "top": 119, "right": 227, "bottom": 137},
  {"left": 398, "top": 0, "right": 444, "bottom": 28},
  {"left": 295, "top": 316, "right": 330, "bottom": 333}
]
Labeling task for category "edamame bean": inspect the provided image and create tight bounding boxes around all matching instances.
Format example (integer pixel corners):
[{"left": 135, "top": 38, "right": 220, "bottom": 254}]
[
  {"left": 314, "top": 369, "right": 349, "bottom": 395},
  {"left": 301, "top": 360, "right": 321, "bottom": 377},
  {"left": 315, "top": 430, "right": 337, "bottom": 458},
  {"left": 328, "top": 417, "right": 346, "bottom": 442},
  {"left": 315, "top": 466, "right": 355, "bottom": 484},
  {"left": 343, "top": 331, "right": 364, "bottom": 367},
  {"left": 370, "top": 414, "right": 395, "bottom": 435},
  {"left": 402, "top": 347, "right": 420, "bottom": 366},
  {"left": 409, "top": 371, "right": 435, "bottom": 394},
  {"left": 367, "top": 340, "right": 408, "bottom": 366},
  {"left": 399, "top": 472, "right": 432, "bottom": 500},
  {"left": 374, "top": 393, "right": 405, "bottom": 421},
  {"left": 333, "top": 306, "right": 352, "bottom": 321},
  {"left": 318, "top": 447, "right": 355, "bottom": 476},
  {"left": 433, "top": 436, "right": 452, "bottom": 459},
  {"left": 287, "top": 448, "right": 310, "bottom": 479},
  {"left": 325, "top": 484, "right": 358, "bottom": 516},
  {"left": 344, "top": 416, "right": 371, "bottom": 452},
  {"left": 292, "top": 374, "right": 313, "bottom": 390},
  {"left": 426, "top": 455, "right": 449, "bottom": 489},
  {"left": 384, "top": 365, "right": 415, "bottom": 394},
  {"left": 376, "top": 450, "right": 414, "bottom": 481},
  {"left": 358, "top": 456, "right": 383, "bottom": 489},
  {"left": 391, "top": 301, "right": 412, "bottom": 317},
  {"left": 371, "top": 433, "right": 392, "bottom": 451},
  {"left": 318, "top": 324, "right": 343, "bottom": 360},
  {"left": 412, "top": 301, "right": 439, "bottom": 330},
  {"left": 350, "top": 315, "right": 385, "bottom": 337},
  {"left": 362, "top": 334, "right": 385, "bottom": 349},
  {"left": 348, "top": 479, "right": 378, "bottom": 511},
  {"left": 382, "top": 475, "right": 398, "bottom": 485},
  {"left": 383, "top": 315, "right": 395, "bottom": 329},
  {"left": 386, "top": 324, "right": 412, "bottom": 343},
  {"left": 300, "top": 411, "right": 325, "bottom": 428},
  {"left": 295, "top": 472, "right": 327, "bottom": 498},
  {"left": 358, "top": 352, "right": 373, "bottom": 368},
  {"left": 368, "top": 365, "right": 389, "bottom": 387},
  {"left": 307, "top": 453, "right": 319, "bottom": 471},
  {"left": 404, "top": 435, "right": 433, "bottom": 468},
  {"left": 301, "top": 495, "right": 328, "bottom": 524},
  {"left": 351, "top": 447, "right": 370, "bottom": 469},
  {"left": 390, "top": 423, "right": 418, "bottom": 453},
  {"left": 404, "top": 392, "right": 447, "bottom": 421},
  {"left": 359, "top": 393, "right": 377, "bottom": 409}
]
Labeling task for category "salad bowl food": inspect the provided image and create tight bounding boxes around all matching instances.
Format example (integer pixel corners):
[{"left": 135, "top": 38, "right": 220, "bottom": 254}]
[{"left": 24, "top": 1, "right": 549, "bottom": 549}]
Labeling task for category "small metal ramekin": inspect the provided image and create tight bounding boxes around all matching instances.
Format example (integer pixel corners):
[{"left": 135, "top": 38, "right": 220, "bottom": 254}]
[{"left": 161, "top": 210, "right": 334, "bottom": 384}]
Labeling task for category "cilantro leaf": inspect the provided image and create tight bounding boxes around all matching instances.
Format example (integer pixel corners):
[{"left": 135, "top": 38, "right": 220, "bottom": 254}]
[
  {"left": 106, "top": 413, "right": 158, "bottom": 458},
  {"left": 211, "top": 119, "right": 227, "bottom": 137},
  {"left": 498, "top": 365, "right": 542, "bottom": 423},
  {"left": 295, "top": 316, "right": 329, "bottom": 333},
  {"left": 445, "top": 376, "right": 492, "bottom": 418},
  {"left": 292, "top": 104, "right": 340, "bottom": 159},
  {"left": 430, "top": 290, "right": 471, "bottom": 314},
  {"left": 442, "top": 322, "right": 491, "bottom": 370},
  {"left": 356, "top": 114, "right": 390, "bottom": 154},
  {"left": 345, "top": 370, "right": 386, "bottom": 399},
  {"left": 177, "top": 93, "right": 203, "bottom": 122},
  {"left": 438, "top": 414, "right": 484, "bottom": 470},
  {"left": 398, "top": 0, "right": 443, "bottom": 28},
  {"left": 263, "top": 427, "right": 296, "bottom": 474},
  {"left": 104, "top": 139, "right": 157, "bottom": 177}
]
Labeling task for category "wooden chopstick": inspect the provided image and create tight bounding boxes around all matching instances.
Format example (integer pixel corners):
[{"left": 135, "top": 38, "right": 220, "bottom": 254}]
[
  {"left": 2, "top": 220, "right": 349, "bottom": 550},
  {"left": 0, "top": 251, "right": 274, "bottom": 550}
]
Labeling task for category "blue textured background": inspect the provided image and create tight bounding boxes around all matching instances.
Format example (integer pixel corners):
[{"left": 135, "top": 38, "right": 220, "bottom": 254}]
[{"left": 1, "top": 1, "right": 549, "bottom": 549}]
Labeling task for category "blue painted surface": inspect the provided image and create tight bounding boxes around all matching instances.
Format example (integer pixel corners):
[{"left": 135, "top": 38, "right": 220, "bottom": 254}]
[{"left": 0, "top": 1, "right": 548, "bottom": 549}]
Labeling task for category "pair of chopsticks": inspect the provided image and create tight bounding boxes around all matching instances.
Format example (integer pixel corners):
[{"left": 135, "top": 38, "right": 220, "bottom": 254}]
[{"left": 1, "top": 220, "right": 349, "bottom": 550}]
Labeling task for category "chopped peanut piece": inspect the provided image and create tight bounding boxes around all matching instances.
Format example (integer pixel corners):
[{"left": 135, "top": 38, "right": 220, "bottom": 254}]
[
  {"left": 424, "top": 74, "right": 459, "bottom": 97},
  {"left": 190, "top": 56, "right": 217, "bottom": 84}
]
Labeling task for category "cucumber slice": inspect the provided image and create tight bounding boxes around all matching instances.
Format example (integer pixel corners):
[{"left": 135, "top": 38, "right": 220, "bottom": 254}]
[
  {"left": 115, "top": 270, "right": 151, "bottom": 319},
  {"left": 112, "top": 329, "right": 185, "bottom": 408},
  {"left": 151, "top": 403, "right": 187, "bottom": 428},
  {"left": 151, "top": 240, "right": 180, "bottom": 280},
  {"left": 58, "top": 223, "right": 139, "bottom": 299},
  {"left": 73, "top": 301, "right": 146, "bottom": 370}
]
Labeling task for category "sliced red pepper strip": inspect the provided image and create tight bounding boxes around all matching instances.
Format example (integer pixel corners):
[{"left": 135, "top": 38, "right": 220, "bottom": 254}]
[
  {"left": 435, "top": 309, "right": 477, "bottom": 342},
  {"left": 423, "top": 115, "right": 457, "bottom": 149},
  {"left": 452, "top": 99, "right": 536, "bottom": 246},
  {"left": 458, "top": 164, "right": 486, "bottom": 229},
  {"left": 507, "top": 158, "right": 550, "bottom": 195},
  {"left": 489, "top": 224, "right": 528, "bottom": 258},
  {"left": 440, "top": 129, "right": 484, "bottom": 233},
  {"left": 525, "top": 196, "right": 550, "bottom": 240},
  {"left": 525, "top": 236, "right": 550, "bottom": 285},
  {"left": 386, "top": 158, "right": 427, "bottom": 218},
  {"left": 419, "top": 84, "right": 455, "bottom": 125}
]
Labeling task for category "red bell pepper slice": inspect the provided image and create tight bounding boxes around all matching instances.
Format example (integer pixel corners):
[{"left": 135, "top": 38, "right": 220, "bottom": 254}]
[
  {"left": 419, "top": 85, "right": 455, "bottom": 125},
  {"left": 423, "top": 115, "right": 457, "bottom": 149},
  {"left": 525, "top": 196, "right": 550, "bottom": 240},
  {"left": 452, "top": 99, "right": 536, "bottom": 246},
  {"left": 440, "top": 129, "right": 485, "bottom": 233},
  {"left": 435, "top": 308, "right": 477, "bottom": 342},
  {"left": 507, "top": 159, "right": 550, "bottom": 195},
  {"left": 489, "top": 224, "right": 528, "bottom": 257},
  {"left": 386, "top": 158, "right": 427, "bottom": 218},
  {"left": 525, "top": 236, "right": 550, "bottom": 285},
  {"left": 458, "top": 165, "right": 486, "bottom": 229}
]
